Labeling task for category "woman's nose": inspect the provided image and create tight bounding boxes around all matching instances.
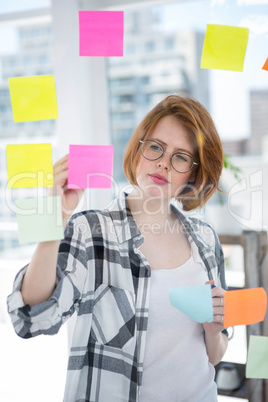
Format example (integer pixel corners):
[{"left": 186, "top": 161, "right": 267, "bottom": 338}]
[{"left": 156, "top": 153, "right": 171, "bottom": 170}]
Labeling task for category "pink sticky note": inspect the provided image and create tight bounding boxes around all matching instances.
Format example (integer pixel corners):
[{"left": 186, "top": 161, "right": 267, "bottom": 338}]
[
  {"left": 79, "top": 11, "right": 124, "bottom": 57},
  {"left": 68, "top": 145, "right": 114, "bottom": 189}
]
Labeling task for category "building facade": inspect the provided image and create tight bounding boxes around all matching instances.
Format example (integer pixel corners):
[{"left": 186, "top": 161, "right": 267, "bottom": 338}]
[{"left": 107, "top": 9, "right": 209, "bottom": 182}]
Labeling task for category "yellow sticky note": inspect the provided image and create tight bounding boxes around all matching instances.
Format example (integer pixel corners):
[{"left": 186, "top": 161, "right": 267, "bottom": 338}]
[
  {"left": 201, "top": 24, "right": 249, "bottom": 72},
  {"left": 8, "top": 75, "right": 58, "bottom": 122},
  {"left": 6, "top": 144, "right": 54, "bottom": 188}
]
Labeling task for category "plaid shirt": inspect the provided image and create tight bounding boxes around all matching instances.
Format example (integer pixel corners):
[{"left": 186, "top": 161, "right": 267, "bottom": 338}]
[{"left": 7, "top": 192, "right": 227, "bottom": 402}]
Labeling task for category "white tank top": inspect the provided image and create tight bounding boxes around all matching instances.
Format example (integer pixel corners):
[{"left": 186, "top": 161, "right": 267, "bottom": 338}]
[{"left": 139, "top": 255, "right": 218, "bottom": 402}]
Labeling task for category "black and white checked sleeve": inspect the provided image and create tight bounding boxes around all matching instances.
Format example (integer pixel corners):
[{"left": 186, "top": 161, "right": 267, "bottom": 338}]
[{"left": 7, "top": 214, "right": 89, "bottom": 339}]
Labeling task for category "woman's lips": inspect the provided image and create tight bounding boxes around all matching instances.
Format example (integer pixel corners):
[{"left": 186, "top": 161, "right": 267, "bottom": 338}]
[{"left": 149, "top": 174, "right": 169, "bottom": 185}]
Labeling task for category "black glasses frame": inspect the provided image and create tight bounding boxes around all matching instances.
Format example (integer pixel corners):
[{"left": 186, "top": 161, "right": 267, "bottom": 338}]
[{"left": 139, "top": 139, "right": 199, "bottom": 173}]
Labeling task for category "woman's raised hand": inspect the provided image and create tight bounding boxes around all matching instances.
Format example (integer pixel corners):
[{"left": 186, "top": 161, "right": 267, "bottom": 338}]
[{"left": 48, "top": 154, "right": 84, "bottom": 224}]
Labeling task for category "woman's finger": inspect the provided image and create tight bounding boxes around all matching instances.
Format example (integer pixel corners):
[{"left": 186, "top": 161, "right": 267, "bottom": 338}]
[
  {"left": 211, "top": 286, "right": 225, "bottom": 298},
  {"left": 54, "top": 170, "right": 68, "bottom": 186},
  {"left": 212, "top": 297, "right": 225, "bottom": 307},
  {"left": 213, "top": 306, "right": 224, "bottom": 315},
  {"left": 205, "top": 280, "right": 215, "bottom": 286},
  {"left": 54, "top": 161, "right": 68, "bottom": 176},
  {"left": 53, "top": 154, "right": 69, "bottom": 170},
  {"left": 213, "top": 314, "right": 224, "bottom": 325}
]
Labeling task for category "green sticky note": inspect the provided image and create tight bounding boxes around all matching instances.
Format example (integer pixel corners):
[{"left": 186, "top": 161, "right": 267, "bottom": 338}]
[
  {"left": 15, "top": 196, "right": 64, "bottom": 244},
  {"left": 9, "top": 75, "right": 58, "bottom": 122},
  {"left": 201, "top": 24, "right": 249, "bottom": 72},
  {"left": 6, "top": 143, "right": 54, "bottom": 189},
  {"left": 246, "top": 335, "right": 268, "bottom": 379}
]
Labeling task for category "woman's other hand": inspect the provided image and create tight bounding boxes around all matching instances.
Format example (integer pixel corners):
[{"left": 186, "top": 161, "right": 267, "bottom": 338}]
[
  {"left": 203, "top": 280, "right": 228, "bottom": 365},
  {"left": 203, "top": 279, "right": 225, "bottom": 335}
]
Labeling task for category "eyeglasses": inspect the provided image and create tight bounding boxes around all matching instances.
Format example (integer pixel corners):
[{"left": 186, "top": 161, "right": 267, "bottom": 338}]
[{"left": 139, "top": 139, "right": 199, "bottom": 173}]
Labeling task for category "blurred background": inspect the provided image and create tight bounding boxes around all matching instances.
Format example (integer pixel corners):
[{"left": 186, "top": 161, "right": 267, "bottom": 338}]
[{"left": 0, "top": 0, "right": 268, "bottom": 401}]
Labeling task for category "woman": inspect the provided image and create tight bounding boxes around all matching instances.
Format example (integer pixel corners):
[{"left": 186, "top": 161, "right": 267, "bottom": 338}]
[{"left": 7, "top": 95, "right": 228, "bottom": 402}]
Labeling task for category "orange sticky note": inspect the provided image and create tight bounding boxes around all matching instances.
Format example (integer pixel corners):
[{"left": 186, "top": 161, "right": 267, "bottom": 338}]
[
  {"left": 262, "top": 57, "right": 268, "bottom": 71},
  {"left": 224, "top": 288, "right": 267, "bottom": 327}
]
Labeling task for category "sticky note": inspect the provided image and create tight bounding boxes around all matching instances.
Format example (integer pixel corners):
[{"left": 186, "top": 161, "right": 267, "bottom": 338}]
[
  {"left": 68, "top": 145, "right": 114, "bottom": 189},
  {"left": 246, "top": 336, "right": 268, "bottom": 379},
  {"left": 201, "top": 24, "right": 249, "bottom": 72},
  {"left": 79, "top": 11, "right": 124, "bottom": 57},
  {"left": 224, "top": 287, "right": 267, "bottom": 327},
  {"left": 169, "top": 284, "right": 213, "bottom": 323},
  {"left": 8, "top": 75, "right": 58, "bottom": 122},
  {"left": 262, "top": 57, "right": 268, "bottom": 71},
  {"left": 6, "top": 144, "right": 54, "bottom": 189},
  {"left": 15, "top": 196, "right": 64, "bottom": 244}
]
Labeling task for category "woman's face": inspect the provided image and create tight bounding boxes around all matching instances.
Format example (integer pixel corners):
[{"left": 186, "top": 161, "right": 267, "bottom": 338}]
[{"left": 135, "top": 115, "right": 196, "bottom": 201}]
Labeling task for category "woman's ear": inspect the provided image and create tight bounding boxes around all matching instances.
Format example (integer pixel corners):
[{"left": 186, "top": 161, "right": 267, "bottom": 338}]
[
  {"left": 188, "top": 174, "right": 196, "bottom": 184},
  {"left": 188, "top": 164, "right": 199, "bottom": 183}
]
